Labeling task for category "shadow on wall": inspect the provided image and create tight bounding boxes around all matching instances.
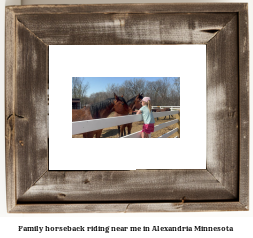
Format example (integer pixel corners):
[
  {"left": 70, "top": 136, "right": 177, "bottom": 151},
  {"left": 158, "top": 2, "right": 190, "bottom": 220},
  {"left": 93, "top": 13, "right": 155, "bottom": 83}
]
[{"left": 5, "top": 0, "right": 21, "bottom": 6}]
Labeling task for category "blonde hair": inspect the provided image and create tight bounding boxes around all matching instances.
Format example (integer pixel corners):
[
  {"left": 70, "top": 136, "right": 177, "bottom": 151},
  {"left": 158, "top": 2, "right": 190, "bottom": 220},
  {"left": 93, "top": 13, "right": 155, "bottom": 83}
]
[
  {"left": 143, "top": 100, "right": 152, "bottom": 112},
  {"left": 147, "top": 100, "right": 152, "bottom": 112}
]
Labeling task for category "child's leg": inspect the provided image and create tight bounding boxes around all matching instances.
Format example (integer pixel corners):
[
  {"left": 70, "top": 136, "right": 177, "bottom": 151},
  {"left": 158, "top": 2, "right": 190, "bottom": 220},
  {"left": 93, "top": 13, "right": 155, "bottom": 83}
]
[
  {"left": 141, "top": 131, "right": 145, "bottom": 138},
  {"left": 144, "top": 132, "right": 149, "bottom": 138}
]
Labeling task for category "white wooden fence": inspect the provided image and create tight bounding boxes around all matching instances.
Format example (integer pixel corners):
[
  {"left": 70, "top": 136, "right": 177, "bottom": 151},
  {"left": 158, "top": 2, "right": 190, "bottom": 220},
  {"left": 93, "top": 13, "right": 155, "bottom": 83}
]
[
  {"left": 72, "top": 110, "right": 180, "bottom": 138},
  {"left": 152, "top": 106, "right": 180, "bottom": 111}
]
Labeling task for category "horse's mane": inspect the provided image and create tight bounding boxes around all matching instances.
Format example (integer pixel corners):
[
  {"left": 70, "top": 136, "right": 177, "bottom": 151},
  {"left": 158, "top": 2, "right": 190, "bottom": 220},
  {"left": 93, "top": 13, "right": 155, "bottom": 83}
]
[
  {"left": 127, "top": 97, "right": 136, "bottom": 107},
  {"left": 127, "top": 94, "right": 144, "bottom": 107},
  {"left": 89, "top": 97, "right": 126, "bottom": 119}
]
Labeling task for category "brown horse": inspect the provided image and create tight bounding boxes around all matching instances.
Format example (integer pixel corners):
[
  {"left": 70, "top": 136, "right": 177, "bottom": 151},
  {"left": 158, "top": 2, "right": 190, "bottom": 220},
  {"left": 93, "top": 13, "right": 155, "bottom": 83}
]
[
  {"left": 72, "top": 93, "right": 130, "bottom": 138},
  {"left": 117, "top": 93, "right": 144, "bottom": 137},
  {"left": 152, "top": 107, "right": 172, "bottom": 120}
]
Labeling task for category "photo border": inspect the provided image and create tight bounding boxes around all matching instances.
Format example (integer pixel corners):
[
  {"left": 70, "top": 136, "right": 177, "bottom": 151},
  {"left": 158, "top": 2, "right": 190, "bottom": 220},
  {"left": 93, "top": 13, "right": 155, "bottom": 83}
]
[{"left": 50, "top": 46, "right": 206, "bottom": 170}]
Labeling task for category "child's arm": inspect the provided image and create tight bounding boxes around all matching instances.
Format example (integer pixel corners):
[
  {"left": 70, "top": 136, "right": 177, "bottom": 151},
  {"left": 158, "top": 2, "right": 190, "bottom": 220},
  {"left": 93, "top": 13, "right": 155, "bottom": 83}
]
[{"left": 132, "top": 110, "right": 141, "bottom": 114}]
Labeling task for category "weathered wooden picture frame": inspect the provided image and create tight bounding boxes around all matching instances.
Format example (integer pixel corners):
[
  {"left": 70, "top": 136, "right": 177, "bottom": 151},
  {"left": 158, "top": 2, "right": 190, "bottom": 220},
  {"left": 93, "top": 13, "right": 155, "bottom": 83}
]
[{"left": 5, "top": 4, "right": 249, "bottom": 213}]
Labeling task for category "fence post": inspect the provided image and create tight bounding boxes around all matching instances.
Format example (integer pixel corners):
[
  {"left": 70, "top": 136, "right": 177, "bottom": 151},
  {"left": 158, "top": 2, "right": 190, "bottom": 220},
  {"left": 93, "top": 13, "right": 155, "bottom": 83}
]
[{"left": 177, "top": 110, "right": 180, "bottom": 138}]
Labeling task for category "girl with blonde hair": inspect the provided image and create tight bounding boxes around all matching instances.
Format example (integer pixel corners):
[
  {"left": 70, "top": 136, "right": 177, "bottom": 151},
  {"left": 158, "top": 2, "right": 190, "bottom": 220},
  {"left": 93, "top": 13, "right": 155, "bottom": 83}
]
[{"left": 135, "top": 97, "right": 155, "bottom": 138}]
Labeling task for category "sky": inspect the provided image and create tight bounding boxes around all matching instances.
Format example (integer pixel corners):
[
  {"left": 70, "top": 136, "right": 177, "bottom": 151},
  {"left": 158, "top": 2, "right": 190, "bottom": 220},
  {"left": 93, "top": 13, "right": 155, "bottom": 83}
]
[{"left": 74, "top": 77, "right": 178, "bottom": 96}]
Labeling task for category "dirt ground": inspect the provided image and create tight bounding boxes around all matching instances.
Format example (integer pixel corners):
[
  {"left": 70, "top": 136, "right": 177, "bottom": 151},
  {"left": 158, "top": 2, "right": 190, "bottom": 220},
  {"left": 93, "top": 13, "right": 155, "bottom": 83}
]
[{"left": 72, "top": 112, "right": 180, "bottom": 138}]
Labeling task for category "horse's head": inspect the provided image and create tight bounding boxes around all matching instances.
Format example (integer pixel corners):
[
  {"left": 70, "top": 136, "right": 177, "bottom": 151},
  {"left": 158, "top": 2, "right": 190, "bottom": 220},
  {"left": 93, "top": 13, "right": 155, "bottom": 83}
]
[
  {"left": 138, "top": 93, "right": 144, "bottom": 100},
  {"left": 132, "top": 93, "right": 143, "bottom": 111},
  {"left": 112, "top": 93, "right": 131, "bottom": 115}
]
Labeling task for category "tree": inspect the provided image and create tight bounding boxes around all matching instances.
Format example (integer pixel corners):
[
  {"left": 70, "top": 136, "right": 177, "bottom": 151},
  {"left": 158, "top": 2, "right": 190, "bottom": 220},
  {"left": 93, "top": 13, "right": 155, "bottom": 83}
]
[
  {"left": 105, "top": 83, "right": 120, "bottom": 98},
  {"left": 72, "top": 77, "right": 89, "bottom": 106},
  {"left": 174, "top": 77, "right": 180, "bottom": 95},
  {"left": 123, "top": 78, "right": 146, "bottom": 99},
  {"left": 89, "top": 92, "right": 108, "bottom": 104},
  {"left": 105, "top": 83, "right": 131, "bottom": 101},
  {"left": 159, "top": 77, "right": 171, "bottom": 105},
  {"left": 146, "top": 80, "right": 163, "bottom": 105},
  {"left": 171, "top": 77, "right": 180, "bottom": 106}
]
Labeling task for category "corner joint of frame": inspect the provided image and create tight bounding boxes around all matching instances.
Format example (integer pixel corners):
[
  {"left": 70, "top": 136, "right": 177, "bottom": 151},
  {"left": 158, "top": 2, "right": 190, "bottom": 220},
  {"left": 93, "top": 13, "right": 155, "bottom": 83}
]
[
  {"left": 16, "top": 18, "right": 49, "bottom": 47},
  {"left": 240, "top": 201, "right": 249, "bottom": 211},
  {"left": 5, "top": 6, "right": 15, "bottom": 15},
  {"left": 241, "top": 3, "right": 248, "bottom": 11},
  {"left": 18, "top": 169, "right": 49, "bottom": 201},
  {"left": 7, "top": 201, "right": 18, "bottom": 213}
]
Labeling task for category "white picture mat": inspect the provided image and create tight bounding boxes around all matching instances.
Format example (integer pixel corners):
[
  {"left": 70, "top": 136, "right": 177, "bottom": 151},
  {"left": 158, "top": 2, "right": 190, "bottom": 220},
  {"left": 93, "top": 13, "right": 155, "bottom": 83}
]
[{"left": 49, "top": 45, "right": 206, "bottom": 170}]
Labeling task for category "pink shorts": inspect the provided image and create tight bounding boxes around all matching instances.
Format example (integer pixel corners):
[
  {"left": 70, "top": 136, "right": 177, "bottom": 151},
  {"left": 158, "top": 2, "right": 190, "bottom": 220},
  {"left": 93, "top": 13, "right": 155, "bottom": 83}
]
[{"left": 141, "top": 123, "right": 155, "bottom": 134}]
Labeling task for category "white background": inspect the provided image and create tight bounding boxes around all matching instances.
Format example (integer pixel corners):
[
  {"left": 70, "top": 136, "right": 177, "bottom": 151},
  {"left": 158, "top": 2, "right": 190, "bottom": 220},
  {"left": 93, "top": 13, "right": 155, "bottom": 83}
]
[
  {"left": 49, "top": 45, "right": 206, "bottom": 170},
  {"left": 1, "top": 0, "right": 252, "bottom": 237}
]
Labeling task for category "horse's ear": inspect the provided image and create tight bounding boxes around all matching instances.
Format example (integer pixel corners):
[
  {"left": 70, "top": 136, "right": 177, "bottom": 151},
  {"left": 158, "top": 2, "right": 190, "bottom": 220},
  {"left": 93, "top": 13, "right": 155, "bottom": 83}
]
[
  {"left": 121, "top": 94, "right": 124, "bottom": 98},
  {"left": 114, "top": 93, "right": 119, "bottom": 101}
]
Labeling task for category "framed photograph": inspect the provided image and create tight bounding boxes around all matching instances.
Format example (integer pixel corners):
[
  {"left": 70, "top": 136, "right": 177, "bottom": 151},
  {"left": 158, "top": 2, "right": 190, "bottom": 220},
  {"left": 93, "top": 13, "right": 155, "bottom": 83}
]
[
  {"left": 5, "top": 3, "right": 249, "bottom": 213},
  {"left": 49, "top": 45, "right": 206, "bottom": 170}
]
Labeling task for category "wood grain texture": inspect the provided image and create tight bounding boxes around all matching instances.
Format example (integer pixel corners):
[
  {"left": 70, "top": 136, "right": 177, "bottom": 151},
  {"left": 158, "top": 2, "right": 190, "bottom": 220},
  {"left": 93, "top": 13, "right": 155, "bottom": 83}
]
[
  {"left": 206, "top": 16, "right": 239, "bottom": 198},
  {"left": 16, "top": 13, "right": 236, "bottom": 45},
  {"left": 18, "top": 170, "right": 236, "bottom": 202},
  {"left": 5, "top": 7, "right": 17, "bottom": 212},
  {"left": 15, "top": 20, "right": 48, "bottom": 200},
  {"left": 238, "top": 4, "right": 249, "bottom": 209},
  {"left": 10, "top": 202, "right": 247, "bottom": 213},
  {"left": 7, "top": 3, "right": 246, "bottom": 15},
  {"left": 125, "top": 202, "right": 247, "bottom": 213},
  {"left": 5, "top": 3, "right": 249, "bottom": 213}
]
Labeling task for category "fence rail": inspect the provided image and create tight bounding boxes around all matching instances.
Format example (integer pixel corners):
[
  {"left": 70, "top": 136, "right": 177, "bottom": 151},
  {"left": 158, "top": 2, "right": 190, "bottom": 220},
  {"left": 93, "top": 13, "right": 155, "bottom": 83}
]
[
  {"left": 122, "top": 119, "right": 179, "bottom": 138},
  {"left": 152, "top": 106, "right": 180, "bottom": 111},
  {"left": 72, "top": 110, "right": 180, "bottom": 138}
]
